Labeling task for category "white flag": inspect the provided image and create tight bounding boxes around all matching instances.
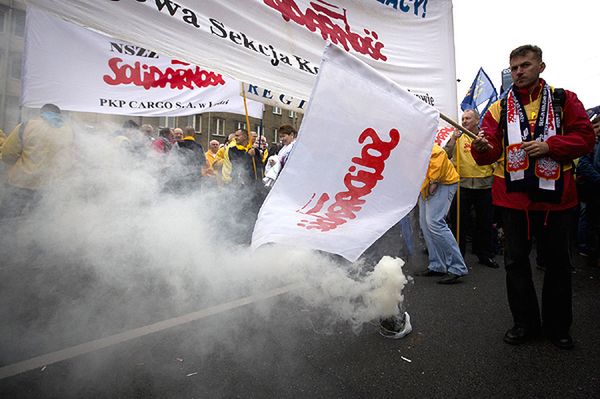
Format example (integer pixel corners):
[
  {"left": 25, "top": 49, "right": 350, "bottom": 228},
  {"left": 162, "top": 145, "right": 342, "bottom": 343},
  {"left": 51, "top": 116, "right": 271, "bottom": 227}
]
[
  {"left": 252, "top": 44, "right": 439, "bottom": 262},
  {"left": 22, "top": 7, "right": 263, "bottom": 118}
]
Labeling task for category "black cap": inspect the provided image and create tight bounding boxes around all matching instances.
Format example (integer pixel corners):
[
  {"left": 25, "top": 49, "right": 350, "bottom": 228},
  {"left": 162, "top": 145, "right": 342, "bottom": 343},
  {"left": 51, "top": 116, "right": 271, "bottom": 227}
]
[{"left": 40, "top": 103, "right": 61, "bottom": 114}]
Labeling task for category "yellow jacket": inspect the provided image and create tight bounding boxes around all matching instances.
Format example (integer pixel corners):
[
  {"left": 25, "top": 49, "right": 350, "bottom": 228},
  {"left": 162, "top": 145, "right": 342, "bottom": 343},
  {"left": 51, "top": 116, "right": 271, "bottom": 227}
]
[
  {"left": 212, "top": 144, "right": 228, "bottom": 170},
  {"left": 221, "top": 139, "right": 243, "bottom": 183},
  {"left": 421, "top": 144, "right": 459, "bottom": 198},
  {"left": 452, "top": 134, "right": 494, "bottom": 178},
  {"left": 205, "top": 150, "right": 218, "bottom": 167},
  {"left": 1, "top": 118, "right": 74, "bottom": 190}
]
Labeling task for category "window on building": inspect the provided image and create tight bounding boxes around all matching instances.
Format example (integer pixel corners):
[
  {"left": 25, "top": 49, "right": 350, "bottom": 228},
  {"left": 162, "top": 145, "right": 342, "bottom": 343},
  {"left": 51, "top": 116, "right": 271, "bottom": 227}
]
[
  {"left": 272, "top": 106, "right": 282, "bottom": 115},
  {"left": 236, "top": 121, "right": 247, "bottom": 130},
  {"left": 289, "top": 110, "right": 296, "bottom": 118},
  {"left": 6, "top": 95, "right": 20, "bottom": 127},
  {"left": 273, "top": 128, "right": 278, "bottom": 143},
  {"left": 0, "top": 6, "right": 8, "bottom": 33},
  {"left": 12, "top": 9, "right": 25, "bottom": 38},
  {"left": 9, "top": 53, "right": 21, "bottom": 80},
  {"left": 214, "top": 118, "right": 225, "bottom": 136},
  {"left": 254, "top": 125, "right": 263, "bottom": 135}
]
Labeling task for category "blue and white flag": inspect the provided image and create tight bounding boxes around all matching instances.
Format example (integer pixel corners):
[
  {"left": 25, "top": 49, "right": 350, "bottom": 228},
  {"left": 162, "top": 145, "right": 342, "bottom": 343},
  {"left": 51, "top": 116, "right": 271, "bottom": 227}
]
[{"left": 460, "top": 68, "right": 498, "bottom": 119}]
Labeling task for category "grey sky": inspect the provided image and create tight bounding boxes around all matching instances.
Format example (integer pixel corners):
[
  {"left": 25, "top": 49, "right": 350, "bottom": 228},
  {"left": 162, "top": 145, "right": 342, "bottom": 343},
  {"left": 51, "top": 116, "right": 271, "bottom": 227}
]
[{"left": 454, "top": 0, "right": 599, "bottom": 110}]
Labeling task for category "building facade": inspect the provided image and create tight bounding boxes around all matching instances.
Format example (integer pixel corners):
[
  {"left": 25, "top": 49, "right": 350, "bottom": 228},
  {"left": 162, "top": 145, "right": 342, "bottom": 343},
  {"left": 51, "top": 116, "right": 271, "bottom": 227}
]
[
  {"left": 0, "top": 0, "right": 25, "bottom": 135},
  {"left": 194, "top": 106, "right": 302, "bottom": 148}
]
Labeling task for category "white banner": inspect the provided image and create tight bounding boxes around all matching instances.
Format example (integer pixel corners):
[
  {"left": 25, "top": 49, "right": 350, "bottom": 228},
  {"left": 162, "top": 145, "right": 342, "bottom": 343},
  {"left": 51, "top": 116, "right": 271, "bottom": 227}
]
[
  {"left": 252, "top": 45, "right": 439, "bottom": 262},
  {"left": 25, "top": 0, "right": 457, "bottom": 120},
  {"left": 22, "top": 8, "right": 263, "bottom": 118},
  {"left": 242, "top": 83, "right": 308, "bottom": 114}
]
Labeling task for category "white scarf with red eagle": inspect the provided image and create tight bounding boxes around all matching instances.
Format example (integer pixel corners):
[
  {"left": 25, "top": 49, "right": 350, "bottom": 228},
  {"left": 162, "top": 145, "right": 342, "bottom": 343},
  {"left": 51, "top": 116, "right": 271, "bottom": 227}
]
[{"left": 505, "top": 83, "right": 561, "bottom": 193}]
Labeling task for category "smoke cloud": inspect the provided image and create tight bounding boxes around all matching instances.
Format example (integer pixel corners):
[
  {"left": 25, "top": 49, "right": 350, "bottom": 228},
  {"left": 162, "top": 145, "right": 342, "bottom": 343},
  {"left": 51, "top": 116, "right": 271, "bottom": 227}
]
[{"left": 0, "top": 121, "right": 409, "bottom": 368}]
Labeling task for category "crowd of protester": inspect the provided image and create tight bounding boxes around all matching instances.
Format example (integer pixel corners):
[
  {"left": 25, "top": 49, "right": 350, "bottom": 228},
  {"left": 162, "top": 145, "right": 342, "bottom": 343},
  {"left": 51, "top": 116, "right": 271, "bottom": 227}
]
[
  {"left": 0, "top": 110, "right": 298, "bottom": 232},
  {"left": 0, "top": 44, "right": 598, "bottom": 349}
]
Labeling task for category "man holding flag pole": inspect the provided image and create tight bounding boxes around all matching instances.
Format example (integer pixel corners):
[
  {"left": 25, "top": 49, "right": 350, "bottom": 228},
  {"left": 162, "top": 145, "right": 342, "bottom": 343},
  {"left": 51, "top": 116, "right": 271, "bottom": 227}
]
[
  {"left": 444, "top": 68, "right": 499, "bottom": 269},
  {"left": 445, "top": 107, "right": 498, "bottom": 269},
  {"left": 471, "top": 45, "right": 595, "bottom": 349}
]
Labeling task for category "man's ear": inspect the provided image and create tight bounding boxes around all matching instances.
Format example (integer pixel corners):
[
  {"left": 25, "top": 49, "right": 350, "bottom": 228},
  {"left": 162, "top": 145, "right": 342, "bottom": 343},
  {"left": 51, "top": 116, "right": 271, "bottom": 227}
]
[{"left": 539, "top": 62, "right": 546, "bottom": 73}]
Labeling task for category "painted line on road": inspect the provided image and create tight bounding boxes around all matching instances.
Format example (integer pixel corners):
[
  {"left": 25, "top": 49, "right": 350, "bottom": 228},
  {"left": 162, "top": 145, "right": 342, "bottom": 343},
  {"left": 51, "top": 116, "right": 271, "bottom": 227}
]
[{"left": 0, "top": 282, "right": 302, "bottom": 380}]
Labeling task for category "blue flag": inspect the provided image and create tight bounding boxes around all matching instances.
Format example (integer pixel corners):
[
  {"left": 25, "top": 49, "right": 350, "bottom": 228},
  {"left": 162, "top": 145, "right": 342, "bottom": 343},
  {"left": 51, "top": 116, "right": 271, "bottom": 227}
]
[{"left": 460, "top": 68, "right": 498, "bottom": 120}]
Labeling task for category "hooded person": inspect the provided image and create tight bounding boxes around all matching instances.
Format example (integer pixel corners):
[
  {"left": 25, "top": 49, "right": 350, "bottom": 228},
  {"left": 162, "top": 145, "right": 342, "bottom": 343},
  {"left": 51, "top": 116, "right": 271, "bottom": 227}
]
[{"left": 1, "top": 104, "right": 74, "bottom": 217}]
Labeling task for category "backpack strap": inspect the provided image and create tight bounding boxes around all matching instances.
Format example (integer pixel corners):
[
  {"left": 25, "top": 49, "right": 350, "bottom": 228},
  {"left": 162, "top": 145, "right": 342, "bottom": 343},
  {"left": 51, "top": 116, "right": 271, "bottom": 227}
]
[
  {"left": 17, "top": 121, "right": 29, "bottom": 147},
  {"left": 499, "top": 97, "right": 507, "bottom": 132},
  {"left": 12, "top": 120, "right": 29, "bottom": 154},
  {"left": 18, "top": 121, "right": 27, "bottom": 143},
  {"left": 552, "top": 88, "right": 565, "bottom": 134}
]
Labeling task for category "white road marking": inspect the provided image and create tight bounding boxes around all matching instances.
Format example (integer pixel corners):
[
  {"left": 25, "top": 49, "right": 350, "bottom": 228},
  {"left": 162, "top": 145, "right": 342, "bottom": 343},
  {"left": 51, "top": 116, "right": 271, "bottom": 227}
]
[{"left": 0, "top": 283, "right": 301, "bottom": 380}]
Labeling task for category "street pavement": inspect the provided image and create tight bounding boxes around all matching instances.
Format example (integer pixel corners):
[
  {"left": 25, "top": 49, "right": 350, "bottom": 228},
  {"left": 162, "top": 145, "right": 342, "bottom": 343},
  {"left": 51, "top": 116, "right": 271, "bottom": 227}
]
[{"left": 1, "top": 223, "right": 599, "bottom": 398}]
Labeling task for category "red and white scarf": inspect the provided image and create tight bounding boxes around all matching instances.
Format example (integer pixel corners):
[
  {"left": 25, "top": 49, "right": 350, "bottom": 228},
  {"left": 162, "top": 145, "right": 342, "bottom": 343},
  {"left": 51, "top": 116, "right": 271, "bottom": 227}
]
[{"left": 505, "top": 83, "right": 561, "bottom": 192}]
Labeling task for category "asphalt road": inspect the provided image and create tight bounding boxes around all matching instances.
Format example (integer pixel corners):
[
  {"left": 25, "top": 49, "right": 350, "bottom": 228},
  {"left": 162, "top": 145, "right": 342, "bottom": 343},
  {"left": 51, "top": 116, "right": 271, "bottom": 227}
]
[{"left": 1, "top": 223, "right": 599, "bottom": 398}]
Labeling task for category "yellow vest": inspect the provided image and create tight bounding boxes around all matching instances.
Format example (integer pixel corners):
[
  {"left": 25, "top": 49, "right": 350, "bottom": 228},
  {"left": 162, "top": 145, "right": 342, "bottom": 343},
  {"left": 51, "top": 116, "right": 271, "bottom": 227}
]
[
  {"left": 205, "top": 150, "right": 218, "bottom": 166},
  {"left": 1, "top": 119, "right": 74, "bottom": 190},
  {"left": 453, "top": 134, "right": 494, "bottom": 178}
]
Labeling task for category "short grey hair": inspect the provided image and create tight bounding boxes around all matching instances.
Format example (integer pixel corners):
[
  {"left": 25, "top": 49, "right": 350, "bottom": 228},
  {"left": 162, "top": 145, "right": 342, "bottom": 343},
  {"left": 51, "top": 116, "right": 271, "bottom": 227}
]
[{"left": 463, "top": 108, "right": 480, "bottom": 120}]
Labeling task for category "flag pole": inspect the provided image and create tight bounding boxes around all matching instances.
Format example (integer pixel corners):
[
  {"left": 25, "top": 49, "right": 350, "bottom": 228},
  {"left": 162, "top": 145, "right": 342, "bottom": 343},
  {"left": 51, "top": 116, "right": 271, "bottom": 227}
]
[
  {"left": 455, "top": 136, "right": 461, "bottom": 246},
  {"left": 440, "top": 113, "right": 478, "bottom": 140},
  {"left": 241, "top": 83, "right": 252, "bottom": 141},
  {"left": 440, "top": 113, "right": 471, "bottom": 245},
  {"left": 241, "top": 83, "right": 258, "bottom": 179}
]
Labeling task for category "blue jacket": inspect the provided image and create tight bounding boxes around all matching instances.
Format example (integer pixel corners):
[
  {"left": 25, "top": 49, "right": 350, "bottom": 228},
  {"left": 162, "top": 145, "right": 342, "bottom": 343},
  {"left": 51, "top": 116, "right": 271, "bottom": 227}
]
[{"left": 577, "top": 141, "right": 600, "bottom": 185}]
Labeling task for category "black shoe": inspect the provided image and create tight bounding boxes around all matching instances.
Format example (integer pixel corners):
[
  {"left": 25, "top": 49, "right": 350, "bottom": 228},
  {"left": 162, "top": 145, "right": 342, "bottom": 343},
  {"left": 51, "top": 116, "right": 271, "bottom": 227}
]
[
  {"left": 503, "top": 326, "right": 539, "bottom": 345},
  {"left": 551, "top": 335, "right": 574, "bottom": 350},
  {"left": 379, "top": 312, "right": 412, "bottom": 339},
  {"left": 478, "top": 257, "right": 499, "bottom": 269},
  {"left": 415, "top": 269, "right": 445, "bottom": 277},
  {"left": 437, "top": 273, "right": 461, "bottom": 284}
]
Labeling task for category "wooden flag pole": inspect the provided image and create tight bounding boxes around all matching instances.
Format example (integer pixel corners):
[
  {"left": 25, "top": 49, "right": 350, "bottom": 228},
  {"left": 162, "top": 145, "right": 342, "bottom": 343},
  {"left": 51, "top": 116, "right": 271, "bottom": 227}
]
[
  {"left": 438, "top": 112, "right": 476, "bottom": 245},
  {"left": 241, "top": 83, "right": 258, "bottom": 179},
  {"left": 241, "top": 83, "right": 252, "bottom": 142},
  {"left": 455, "top": 136, "right": 461, "bottom": 245},
  {"left": 440, "top": 112, "right": 478, "bottom": 140},
  {"left": 438, "top": 112, "right": 485, "bottom": 247}
]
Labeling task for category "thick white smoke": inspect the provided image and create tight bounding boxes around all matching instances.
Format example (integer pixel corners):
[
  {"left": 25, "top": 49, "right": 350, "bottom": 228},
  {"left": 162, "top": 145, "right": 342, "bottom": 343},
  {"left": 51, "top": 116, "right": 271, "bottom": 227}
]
[{"left": 0, "top": 121, "right": 409, "bottom": 358}]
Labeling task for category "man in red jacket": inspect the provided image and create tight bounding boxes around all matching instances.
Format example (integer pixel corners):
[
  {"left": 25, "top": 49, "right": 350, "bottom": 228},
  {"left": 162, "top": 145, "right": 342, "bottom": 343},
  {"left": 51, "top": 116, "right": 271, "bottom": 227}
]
[{"left": 471, "top": 45, "right": 594, "bottom": 349}]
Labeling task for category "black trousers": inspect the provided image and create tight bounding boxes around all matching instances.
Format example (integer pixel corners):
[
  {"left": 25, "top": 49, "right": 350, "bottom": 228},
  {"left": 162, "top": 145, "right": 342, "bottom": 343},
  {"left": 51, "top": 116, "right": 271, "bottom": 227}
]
[
  {"left": 586, "top": 195, "right": 600, "bottom": 263},
  {"left": 451, "top": 187, "right": 495, "bottom": 260},
  {"left": 502, "top": 208, "right": 573, "bottom": 337}
]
